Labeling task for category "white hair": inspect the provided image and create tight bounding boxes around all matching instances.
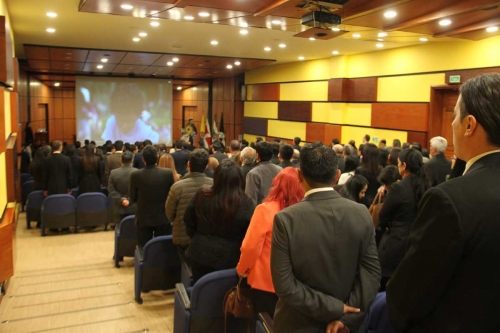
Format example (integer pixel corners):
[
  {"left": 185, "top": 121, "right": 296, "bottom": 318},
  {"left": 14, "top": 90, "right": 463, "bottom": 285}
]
[
  {"left": 293, "top": 149, "right": 300, "bottom": 160},
  {"left": 430, "top": 136, "right": 447, "bottom": 154},
  {"left": 240, "top": 147, "right": 256, "bottom": 164}
]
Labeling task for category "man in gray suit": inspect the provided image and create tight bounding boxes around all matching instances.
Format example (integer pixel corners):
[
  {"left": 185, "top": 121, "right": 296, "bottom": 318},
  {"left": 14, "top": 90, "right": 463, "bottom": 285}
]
[
  {"left": 108, "top": 151, "right": 137, "bottom": 227},
  {"left": 105, "top": 140, "right": 124, "bottom": 186},
  {"left": 271, "top": 142, "right": 380, "bottom": 333}
]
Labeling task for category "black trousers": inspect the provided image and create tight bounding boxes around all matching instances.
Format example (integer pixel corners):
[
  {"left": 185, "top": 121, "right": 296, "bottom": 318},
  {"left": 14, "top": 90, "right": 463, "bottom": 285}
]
[
  {"left": 251, "top": 288, "right": 279, "bottom": 318},
  {"left": 137, "top": 223, "right": 171, "bottom": 248}
]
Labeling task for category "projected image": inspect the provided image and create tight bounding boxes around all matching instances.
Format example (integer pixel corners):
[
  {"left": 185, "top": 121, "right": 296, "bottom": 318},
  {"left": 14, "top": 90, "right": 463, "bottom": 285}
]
[{"left": 76, "top": 77, "right": 172, "bottom": 145}]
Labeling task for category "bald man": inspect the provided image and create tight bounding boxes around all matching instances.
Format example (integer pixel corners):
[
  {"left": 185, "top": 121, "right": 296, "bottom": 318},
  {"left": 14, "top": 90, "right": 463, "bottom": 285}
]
[{"left": 333, "top": 144, "right": 345, "bottom": 173}]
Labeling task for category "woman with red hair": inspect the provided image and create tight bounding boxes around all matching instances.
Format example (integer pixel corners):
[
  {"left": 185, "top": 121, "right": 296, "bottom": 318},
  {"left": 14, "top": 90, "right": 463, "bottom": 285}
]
[{"left": 236, "top": 167, "right": 304, "bottom": 318}]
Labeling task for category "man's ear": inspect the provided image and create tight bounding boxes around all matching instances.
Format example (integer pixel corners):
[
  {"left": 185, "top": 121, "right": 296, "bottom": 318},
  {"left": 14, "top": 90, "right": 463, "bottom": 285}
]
[
  {"left": 465, "top": 115, "right": 478, "bottom": 136},
  {"left": 334, "top": 169, "right": 341, "bottom": 184},
  {"left": 297, "top": 168, "right": 305, "bottom": 183}
]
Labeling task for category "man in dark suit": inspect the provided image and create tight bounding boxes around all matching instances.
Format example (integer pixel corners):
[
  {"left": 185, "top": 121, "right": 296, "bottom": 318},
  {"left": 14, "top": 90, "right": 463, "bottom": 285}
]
[
  {"left": 333, "top": 144, "right": 346, "bottom": 173},
  {"left": 293, "top": 136, "right": 302, "bottom": 152},
  {"left": 108, "top": 151, "right": 137, "bottom": 227},
  {"left": 133, "top": 140, "right": 151, "bottom": 169},
  {"left": 42, "top": 140, "right": 71, "bottom": 196},
  {"left": 387, "top": 73, "right": 500, "bottom": 333},
  {"left": 129, "top": 145, "right": 175, "bottom": 248},
  {"left": 426, "top": 136, "right": 452, "bottom": 186},
  {"left": 171, "top": 140, "right": 190, "bottom": 176},
  {"left": 277, "top": 144, "right": 295, "bottom": 168},
  {"left": 210, "top": 142, "right": 228, "bottom": 163},
  {"left": 105, "top": 140, "right": 124, "bottom": 180},
  {"left": 271, "top": 142, "right": 380, "bottom": 333}
]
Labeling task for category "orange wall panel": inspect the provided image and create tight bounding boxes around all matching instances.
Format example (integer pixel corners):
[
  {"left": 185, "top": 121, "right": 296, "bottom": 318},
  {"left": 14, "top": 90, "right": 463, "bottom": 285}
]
[{"left": 371, "top": 103, "right": 429, "bottom": 132}]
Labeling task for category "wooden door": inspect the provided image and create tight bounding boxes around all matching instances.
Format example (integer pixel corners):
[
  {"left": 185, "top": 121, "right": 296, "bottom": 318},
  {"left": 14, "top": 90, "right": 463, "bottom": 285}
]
[
  {"left": 183, "top": 106, "right": 198, "bottom": 126},
  {"left": 441, "top": 90, "right": 459, "bottom": 158}
]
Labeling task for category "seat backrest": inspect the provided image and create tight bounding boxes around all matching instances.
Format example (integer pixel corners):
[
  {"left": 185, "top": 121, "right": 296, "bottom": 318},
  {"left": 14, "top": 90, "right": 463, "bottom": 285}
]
[
  {"left": 21, "top": 173, "right": 33, "bottom": 185},
  {"left": 76, "top": 192, "right": 107, "bottom": 212},
  {"left": 71, "top": 188, "right": 79, "bottom": 200},
  {"left": 101, "top": 187, "right": 109, "bottom": 197},
  {"left": 119, "top": 215, "right": 136, "bottom": 238},
  {"left": 22, "top": 180, "right": 34, "bottom": 195},
  {"left": 190, "top": 268, "right": 239, "bottom": 318},
  {"left": 42, "top": 194, "right": 76, "bottom": 215},
  {"left": 26, "top": 191, "right": 45, "bottom": 209},
  {"left": 142, "top": 235, "right": 181, "bottom": 268},
  {"left": 364, "top": 292, "right": 394, "bottom": 333}
]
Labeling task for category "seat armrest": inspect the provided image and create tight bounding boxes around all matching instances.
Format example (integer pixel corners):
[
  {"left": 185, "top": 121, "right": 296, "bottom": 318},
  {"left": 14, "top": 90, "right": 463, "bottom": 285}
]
[
  {"left": 258, "top": 312, "right": 274, "bottom": 332},
  {"left": 176, "top": 283, "right": 191, "bottom": 309},
  {"left": 182, "top": 260, "right": 193, "bottom": 277},
  {"left": 137, "top": 246, "right": 144, "bottom": 261}
]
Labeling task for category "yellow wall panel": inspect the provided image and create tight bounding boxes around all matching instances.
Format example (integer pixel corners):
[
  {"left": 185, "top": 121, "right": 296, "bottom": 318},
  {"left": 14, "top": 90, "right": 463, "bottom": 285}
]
[
  {"left": 344, "top": 104, "right": 372, "bottom": 126},
  {"left": 0, "top": 153, "right": 6, "bottom": 220},
  {"left": 280, "top": 81, "right": 328, "bottom": 101},
  {"left": 246, "top": 58, "right": 331, "bottom": 84},
  {"left": 268, "top": 120, "right": 306, "bottom": 140},
  {"left": 246, "top": 85, "right": 253, "bottom": 101},
  {"left": 312, "top": 103, "right": 345, "bottom": 124},
  {"left": 244, "top": 134, "right": 261, "bottom": 143},
  {"left": 377, "top": 74, "right": 445, "bottom": 102},
  {"left": 341, "top": 126, "right": 407, "bottom": 147},
  {"left": 244, "top": 102, "right": 278, "bottom": 119},
  {"left": 330, "top": 56, "right": 348, "bottom": 79},
  {"left": 4, "top": 91, "right": 11, "bottom": 140}
]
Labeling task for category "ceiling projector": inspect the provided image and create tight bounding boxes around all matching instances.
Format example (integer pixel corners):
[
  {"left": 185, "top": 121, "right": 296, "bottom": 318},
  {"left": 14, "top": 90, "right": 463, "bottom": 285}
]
[{"left": 301, "top": 10, "right": 341, "bottom": 28}]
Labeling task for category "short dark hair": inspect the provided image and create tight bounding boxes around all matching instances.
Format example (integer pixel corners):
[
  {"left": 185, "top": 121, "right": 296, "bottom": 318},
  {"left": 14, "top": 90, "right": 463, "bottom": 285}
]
[
  {"left": 411, "top": 142, "right": 422, "bottom": 152},
  {"left": 332, "top": 138, "right": 340, "bottom": 145},
  {"left": 212, "top": 142, "right": 223, "bottom": 153},
  {"left": 344, "top": 155, "right": 359, "bottom": 173},
  {"left": 279, "top": 144, "right": 294, "bottom": 161},
  {"left": 240, "top": 139, "right": 248, "bottom": 148},
  {"left": 256, "top": 141, "right": 273, "bottom": 162},
  {"left": 402, "top": 142, "right": 410, "bottom": 149},
  {"left": 294, "top": 137, "right": 301, "bottom": 145},
  {"left": 121, "top": 151, "right": 134, "bottom": 164},
  {"left": 393, "top": 139, "right": 401, "bottom": 148},
  {"left": 364, "top": 134, "right": 370, "bottom": 142},
  {"left": 84, "top": 139, "right": 89, "bottom": 145},
  {"left": 114, "top": 140, "right": 124, "bottom": 151},
  {"left": 230, "top": 140, "right": 240, "bottom": 151},
  {"left": 256, "top": 137, "right": 263, "bottom": 143},
  {"left": 378, "top": 165, "right": 401, "bottom": 186},
  {"left": 174, "top": 140, "right": 182, "bottom": 149},
  {"left": 189, "top": 149, "right": 209, "bottom": 173},
  {"left": 300, "top": 142, "right": 338, "bottom": 187},
  {"left": 460, "top": 73, "right": 500, "bottom": 146},
  {"left": 271, "top": 142, "right": 279, "bottom": 156},
  {"left": 274, "top": 138, "right": 281, "bottom": 143},
  {"left": 361, "top": 143, "right": 380, "bottom": 175},
  {"left": 380, "top": 139, "right": 386, "bottom": 145},
  {"left": 142, "top": 145, "right": 158, "bottom": 166},
  {"left": 144, "top": 139, "right": 153, "bottom": 146},
  {"left": 129, "top": 144, "right": 137, "bottom": 152},
  {"left": 75, "top": 141, "right": 81, "bottom": 149},
  {"left": 51, "top": 140, "right": 62, "bottom": 151}
]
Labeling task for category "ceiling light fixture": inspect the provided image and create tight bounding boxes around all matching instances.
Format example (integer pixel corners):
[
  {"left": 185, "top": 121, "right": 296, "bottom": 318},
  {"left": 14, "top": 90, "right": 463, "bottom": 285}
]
[
  {"left": 309, "top": 37, "right": 315, "bottom": 40},
  {"left": 199, "top": 12, "right": 210, "bottom": 17},
  {"left": 167, "top": 61, "right": 174, "bottom": 66},
  {"left": 97, "top": 65, "right": 104, "bottom": 69},
  {"left": 376, "top": 43, "right": 384, "bottom": 48},
  {"left": 54, "top": 82, "right": 60, "bottom": 87},
  {"left": 486, "top": 26, "right": 499, "bottom": 32},
  {"left": 271, "top": 20, "right": 282, "bottom": 25},
  {"left": 439, "top": 19, "right": 451, "bottom": 26},
  {"left": 352, "top": 33, "right": 361, "bottom": 38},
  {"left": 331, "top": 27, "right": 341, "bottom": 32},
  {"left": 234, "top": 61, "right": 241, "bottom": 65},
  {"left": 172, "top": 57, "right": 179, "bottom": 62},
  {"left": 210, "top": 40, "right": 218, "bottom": 45},
  {"left": 227, "top": 65, "right": 233, "bottom": 69},
  {"left": 151, "top": 21, "right": 160, "bottom": 27},
  {"left": 240, "top": 29, "right": 248, "bottom": 35},
  {"left": 279, "top": 43, "right": 286, "bottom": 48},
  {"left": 264, "top": 47, "right": 271, "bottom": 51},
  {"left": 150, "top": 17, "right": 159, "bottom": 20},
  {"left": 139, "top": 32, "right": 147, "bottom": 37},
  {"left": 213, "top": 21, "right": 219, "bottom": 24},
  {"left": 420, "top": 37, "right": 428, "bottom": 41},
  {"left": 384, "top": 11, "right": 397, "bottom": 18},
  {"left": 239, "top": 22, "right": 248, "bottom": 28},
  {"left": 101, "top": 58, "right": 108, "bottom": 63},
  {"left": 46, "top": 28, "right": 56, "bottom": 33},
  {"left": 184, "top": 15, "right": 194, "bottom": 20},
  {"left": 378, "top": 32, "right": 387, "bottom": 37},
  {"left": 133, "top": 37, "right": 140, "bottom": 42},
  {"left": 121, "top": 4, "right": 133, "bottom": 10},
  {"left": 177, "top": 86, "right": 182, "bottom": 90},
  {"left": 298, "top": 56, "right": 305, "bottom": 60},
  {"left": 377, "top": 38, "right": 383, "bottom": 41},
  {"left": 46, "top": 12, "right": 57, "bottom": 18},
  {"left": 332, "top": 50, "right": 339, "bottom": 55}
]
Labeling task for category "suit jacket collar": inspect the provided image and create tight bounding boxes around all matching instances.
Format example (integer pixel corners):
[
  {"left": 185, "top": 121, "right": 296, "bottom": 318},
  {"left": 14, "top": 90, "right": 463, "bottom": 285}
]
[
  {"left": 181, "top": 172, "right": 206, "bottom": 180},
  {"left": 466, "top": 151, "right": 500, "bottom": 175},
  {"left": 302, "top": 189, "right": 340, "bottom": 202}
]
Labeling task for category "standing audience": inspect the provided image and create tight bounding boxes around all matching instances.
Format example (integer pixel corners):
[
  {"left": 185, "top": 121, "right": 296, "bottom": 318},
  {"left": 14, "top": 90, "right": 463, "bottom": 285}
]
[
  {"left": 42, "top": 141, "right": 72, "bottom": 196},
  {"left": 427, "top": 136, "right": 452, "bottom": 186},
  {"left": 339, "top": 174, "right": 369, "bottom": 203},
  {"left": 78, "top": 144, "right": 103, "bottom": 195}
]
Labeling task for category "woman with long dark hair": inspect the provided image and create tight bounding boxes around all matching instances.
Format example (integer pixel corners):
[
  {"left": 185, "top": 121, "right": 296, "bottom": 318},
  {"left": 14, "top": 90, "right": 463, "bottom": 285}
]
[
  {"left": 184, "top": 159, "right": 255, "bottom": 283},
  {"left": 337, "top": 155, "right": 359, "bottom": 185},
  {"left": 236, "top": 167, "right": 304, "bottom": 318},
  {"left": 355, "top": 143, "right": 382, "bottom": 205},
  {"left": 378, "top": 148, "right": 430, "bottom": 290},
  {"left": 65, "top": 145, "right": 81, "bottom": 189},
  {"left": 29, "top": 145, "right": 51, "bottom": 191},
  {"left": 78, "top": 144, "right": 103, "bottom": 195},
  {"left": 339, "top": 174, "right": 369, "bottom": 203}
]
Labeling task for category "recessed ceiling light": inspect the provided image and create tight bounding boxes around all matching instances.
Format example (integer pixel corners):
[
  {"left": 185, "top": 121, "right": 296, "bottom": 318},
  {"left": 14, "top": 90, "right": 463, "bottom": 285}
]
[
  {"left": 150, "top": 21, "right": 160, "bottom": 27},
  {"left": 377, "top": 38, "right": 383, "bottom": 42},
  {"left": 309, "top": 37, "right": 315, "bottom": 40},
  {"left": 264, "top": 47, "right": 271, "bottom": 51},
  {"left": 97, "top": 65, "right": 104, "bottom": 69},
  {"left": 167, "top": 62, "right": 174, "bottom": 66},
  {"left": 239, "top": 22, "right": 248, "bottom": 28},
  {"left": 279, "top": 43, "right": 286, "bottom": 48},
  {"left": 486, "top": 26, "right": 499, "bottom": 32},
  {"left": 420, "top": 37, "right": 428, "bottom": 41},
  {"left": 184, "top": 15, "right": 194, "bottom": 20},
  {"left": 199, "top": 12, "right": 210, "bottom": 17},
  {"left": 177, "top": 86, "right": 182, "bottom": 90},
  {"left": 139, "top": 32, "right": 147, "bottom": 37},
  {"left": 332, "top": 50, "right": 339, "bottom": 55},
  {"left": 384, "top": 11, "right": 397, "bottom": 18},
  {"left": 331, "top": 27, "right": 341, "bottom": 32},
  {"left": 234, "top": 61, "right": 241, "bottom": 65},
  {"left": 240, "top": 29, "right": 248, "bottom": 35},
  {"left": 133, "top": 37, "right": 140, "bottom": 42},
  {"left": 298, "top": 56, "right": 305, "bottom": 60},
  {"left": 193, "top": 87, "right": 198, "bottom": 91},
  {"left": 101, "top": 58, "right": 108, "bottom": 63},
  {"left": 439, "top": 19, "right": 451, "bottom": 26},
  {"left": 210, "top": 40, "right": 218, "bottom": 45},
  {"left": 352, "top": 33, "right": 361, "bottom": 38},
  {"left": 271, "top": 20, "right": 282, "bottom": 25},
  {"left": 213, "top": 21, "right": 219, "bottom": 24},
  {"left": 227, "top": 65, "right": 233, "bottom": 69},
  {"left": 46, "top": 12, "right": 57, "bottom": 18},
  {"left": 378, "top": 32, "right": 387, "bottom": 37},
  {"left": 121, "top": 4, "right": 133, "bottom": 10},
  {"left": 46, "top": 28, "right": 56, "bottom": 33},
  {"left": 150, "top": 17, "right": 159, "bottom": 20},
  {"left": 172, "top": 57, "right": 179, "bottom": 62},
  {"left": 54, "top": 82, "right": 60, "bottom": 87},
  {"left": 376, "top": 43, "right": 384, "bottom": 48}
]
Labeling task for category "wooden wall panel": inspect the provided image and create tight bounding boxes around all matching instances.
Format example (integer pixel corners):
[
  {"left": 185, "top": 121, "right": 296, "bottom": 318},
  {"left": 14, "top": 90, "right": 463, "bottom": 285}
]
[
  {"left": 0, "top": 88, "right": 5, "bottom": 152},
  {"left": 407, "top": 131, "right": 428, "bottom": 148},
  {"left": 265, "top": 136, "right": 292, "bottom": 144},
  {"left": 445, "top": 67, "right": 500, "bottom": 85},
  {"left": 243, "top": 117, "right": 267, "bottom": 136},
  {"left": 346, "top": 77, "right": 377, "bottom": 102},
  {"left": 10, "top": 92, "right": 18, "bottom": 132},
  {"left": 278, "top": 101, "right": 312, "bottom": 122},
  {"left": 0, "top": 208, "right": 14, "bottom": 283},
  {"left": 6, "top": 135, "right": 16, "bottom": 202},
  {"left": 371, "top": 103, "right": 429, "bottom": 132},
  {"left": 325, "top": 124, "right": 342, "bottom": 144},
  {"left": 328, "top": 78, "right": 348, "bottom": 101},
  {"left": 251, "top": 83, "right": 280, "bottom": 101},
  {"left": 306, "top": 123, "right": 342, "bottom": 144}
]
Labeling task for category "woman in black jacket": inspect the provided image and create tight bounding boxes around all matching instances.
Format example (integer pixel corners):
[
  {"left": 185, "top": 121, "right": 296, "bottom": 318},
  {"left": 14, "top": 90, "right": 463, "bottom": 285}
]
[
  {"left": 65, "top": 145, "right": 81, "bottom": 189},
  {"left": 78, "top": 144, "right": 103, "bottom": 195},
  {"left": 378, "top": 148, "right": 430, "bottom": 290},
  {"left": 355, "top": 143, "right": 382, "bottom": 206},
  {"left": 184, "top": 159, "right": 256, "bottom": 283},
  {"left": 29, "top": 145, "right": 51, "bottom": 191}
]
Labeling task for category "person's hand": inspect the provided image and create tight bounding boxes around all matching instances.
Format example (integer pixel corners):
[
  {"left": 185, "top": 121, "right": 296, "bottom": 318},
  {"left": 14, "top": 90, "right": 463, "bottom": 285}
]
[
  {"left": 377, "top": 185, "right": 385, "bottom": 195},
  {"left": 343, "top": 304, "right": 360, "bottom": 314},
  {"left": 67, "top": 189, "right": 72, "bottom": 195},
  {"left": 326, "top": 320, "right": 349, "bottom": 333},
  {"left": 43, "top": 191, "right": 48, "bottom": 197},
  {"left": 122, "top": 199, "right": 129, "bottom": 207}
]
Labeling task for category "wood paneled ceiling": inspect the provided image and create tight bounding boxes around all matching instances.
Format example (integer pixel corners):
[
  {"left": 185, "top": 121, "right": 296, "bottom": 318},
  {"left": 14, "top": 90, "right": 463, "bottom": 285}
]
[{"left": 7, "top": 0, "right": 500, "bottom": 89}]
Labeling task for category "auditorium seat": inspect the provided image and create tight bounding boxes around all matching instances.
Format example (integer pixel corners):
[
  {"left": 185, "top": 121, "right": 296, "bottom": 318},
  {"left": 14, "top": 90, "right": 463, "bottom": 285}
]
[
  {"left": 256, "top": 312, "right": 274, "bottom": 333},
  {"left": 26, "top": 190, "right": 44, "bottom": 229},
  {"left": 21, "top": 180, "right": 34, "bottom": 211},
  {"left": 114, "top": 215, "right": 137, "bottom": 268},
  {"left": 21, "top": 172, "right": 33, "bottom": 186},
  {"left": 41, "top": 194, "right": 76, "bottom": 236},
  {"left": 134, "top": 235, "right": 181, "bottom": 304},
  {"left": 363, "top": 292, "right": 394, "bottom": 333},
  {"left": 180, "top": 255, "right": 194, "bottom": 288},
  {"left": 71, "top": 188, "right": 79, "bottom": 200},
  {"left": 174, "top": 268, "right": 247, "bottom": 333},
  {"left": 76, "top": 192, "right": 108, "bottom": 230}
]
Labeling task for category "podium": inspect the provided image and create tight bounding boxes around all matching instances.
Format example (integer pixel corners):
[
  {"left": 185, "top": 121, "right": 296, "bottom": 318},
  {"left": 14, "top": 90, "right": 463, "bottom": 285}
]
[{"left": 34, "top": 131, "right": 48, "bottom": 145}]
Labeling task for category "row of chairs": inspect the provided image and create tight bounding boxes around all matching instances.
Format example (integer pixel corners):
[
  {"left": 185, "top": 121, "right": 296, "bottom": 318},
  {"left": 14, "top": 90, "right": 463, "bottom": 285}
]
[{"left": 26, "top": 191, "right": 112, "bottom": 236}]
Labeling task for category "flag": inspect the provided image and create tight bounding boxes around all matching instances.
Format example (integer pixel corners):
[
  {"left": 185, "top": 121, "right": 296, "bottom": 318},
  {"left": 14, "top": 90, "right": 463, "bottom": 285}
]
[
  {"left": 200, "top": 113, "right": 206, "bottom": 133},
  {"left": 212, "top": 114, "right": 219, "bottom": 135},
  {"left": 205, "top": 115, "right": 212, "bottom": 147},
  {"left": 219, "top": 112, "right": 226, "bottom": 147}
]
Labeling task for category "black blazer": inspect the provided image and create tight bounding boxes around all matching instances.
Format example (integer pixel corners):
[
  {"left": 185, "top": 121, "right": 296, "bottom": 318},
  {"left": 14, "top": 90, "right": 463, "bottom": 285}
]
[
  {"left": 337, "top": 156, "right": 346, "bottom": 174},
  {"left": 426, "top": 153, "right": 451, "bottom": 187},
  {"left": 30, "top": 160, "right": 46, "bottom": 191},
  {"left": 133, "top": 152, "right": 145, "bottom": 169},
  {"left": 387, "top": 152, "right": 500, "bottom": 333},
  {"left": 171, "top": 150, "right": 189, "bottom": 176},
  {"left": 129, "top": 165, "right": 174, "bottom": 227},
  {"left": 42, "top": 153, "right": 71, "bottom": 195},
  {"left": 271, "top": 190, "right": 381, "bottom": 332}
]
